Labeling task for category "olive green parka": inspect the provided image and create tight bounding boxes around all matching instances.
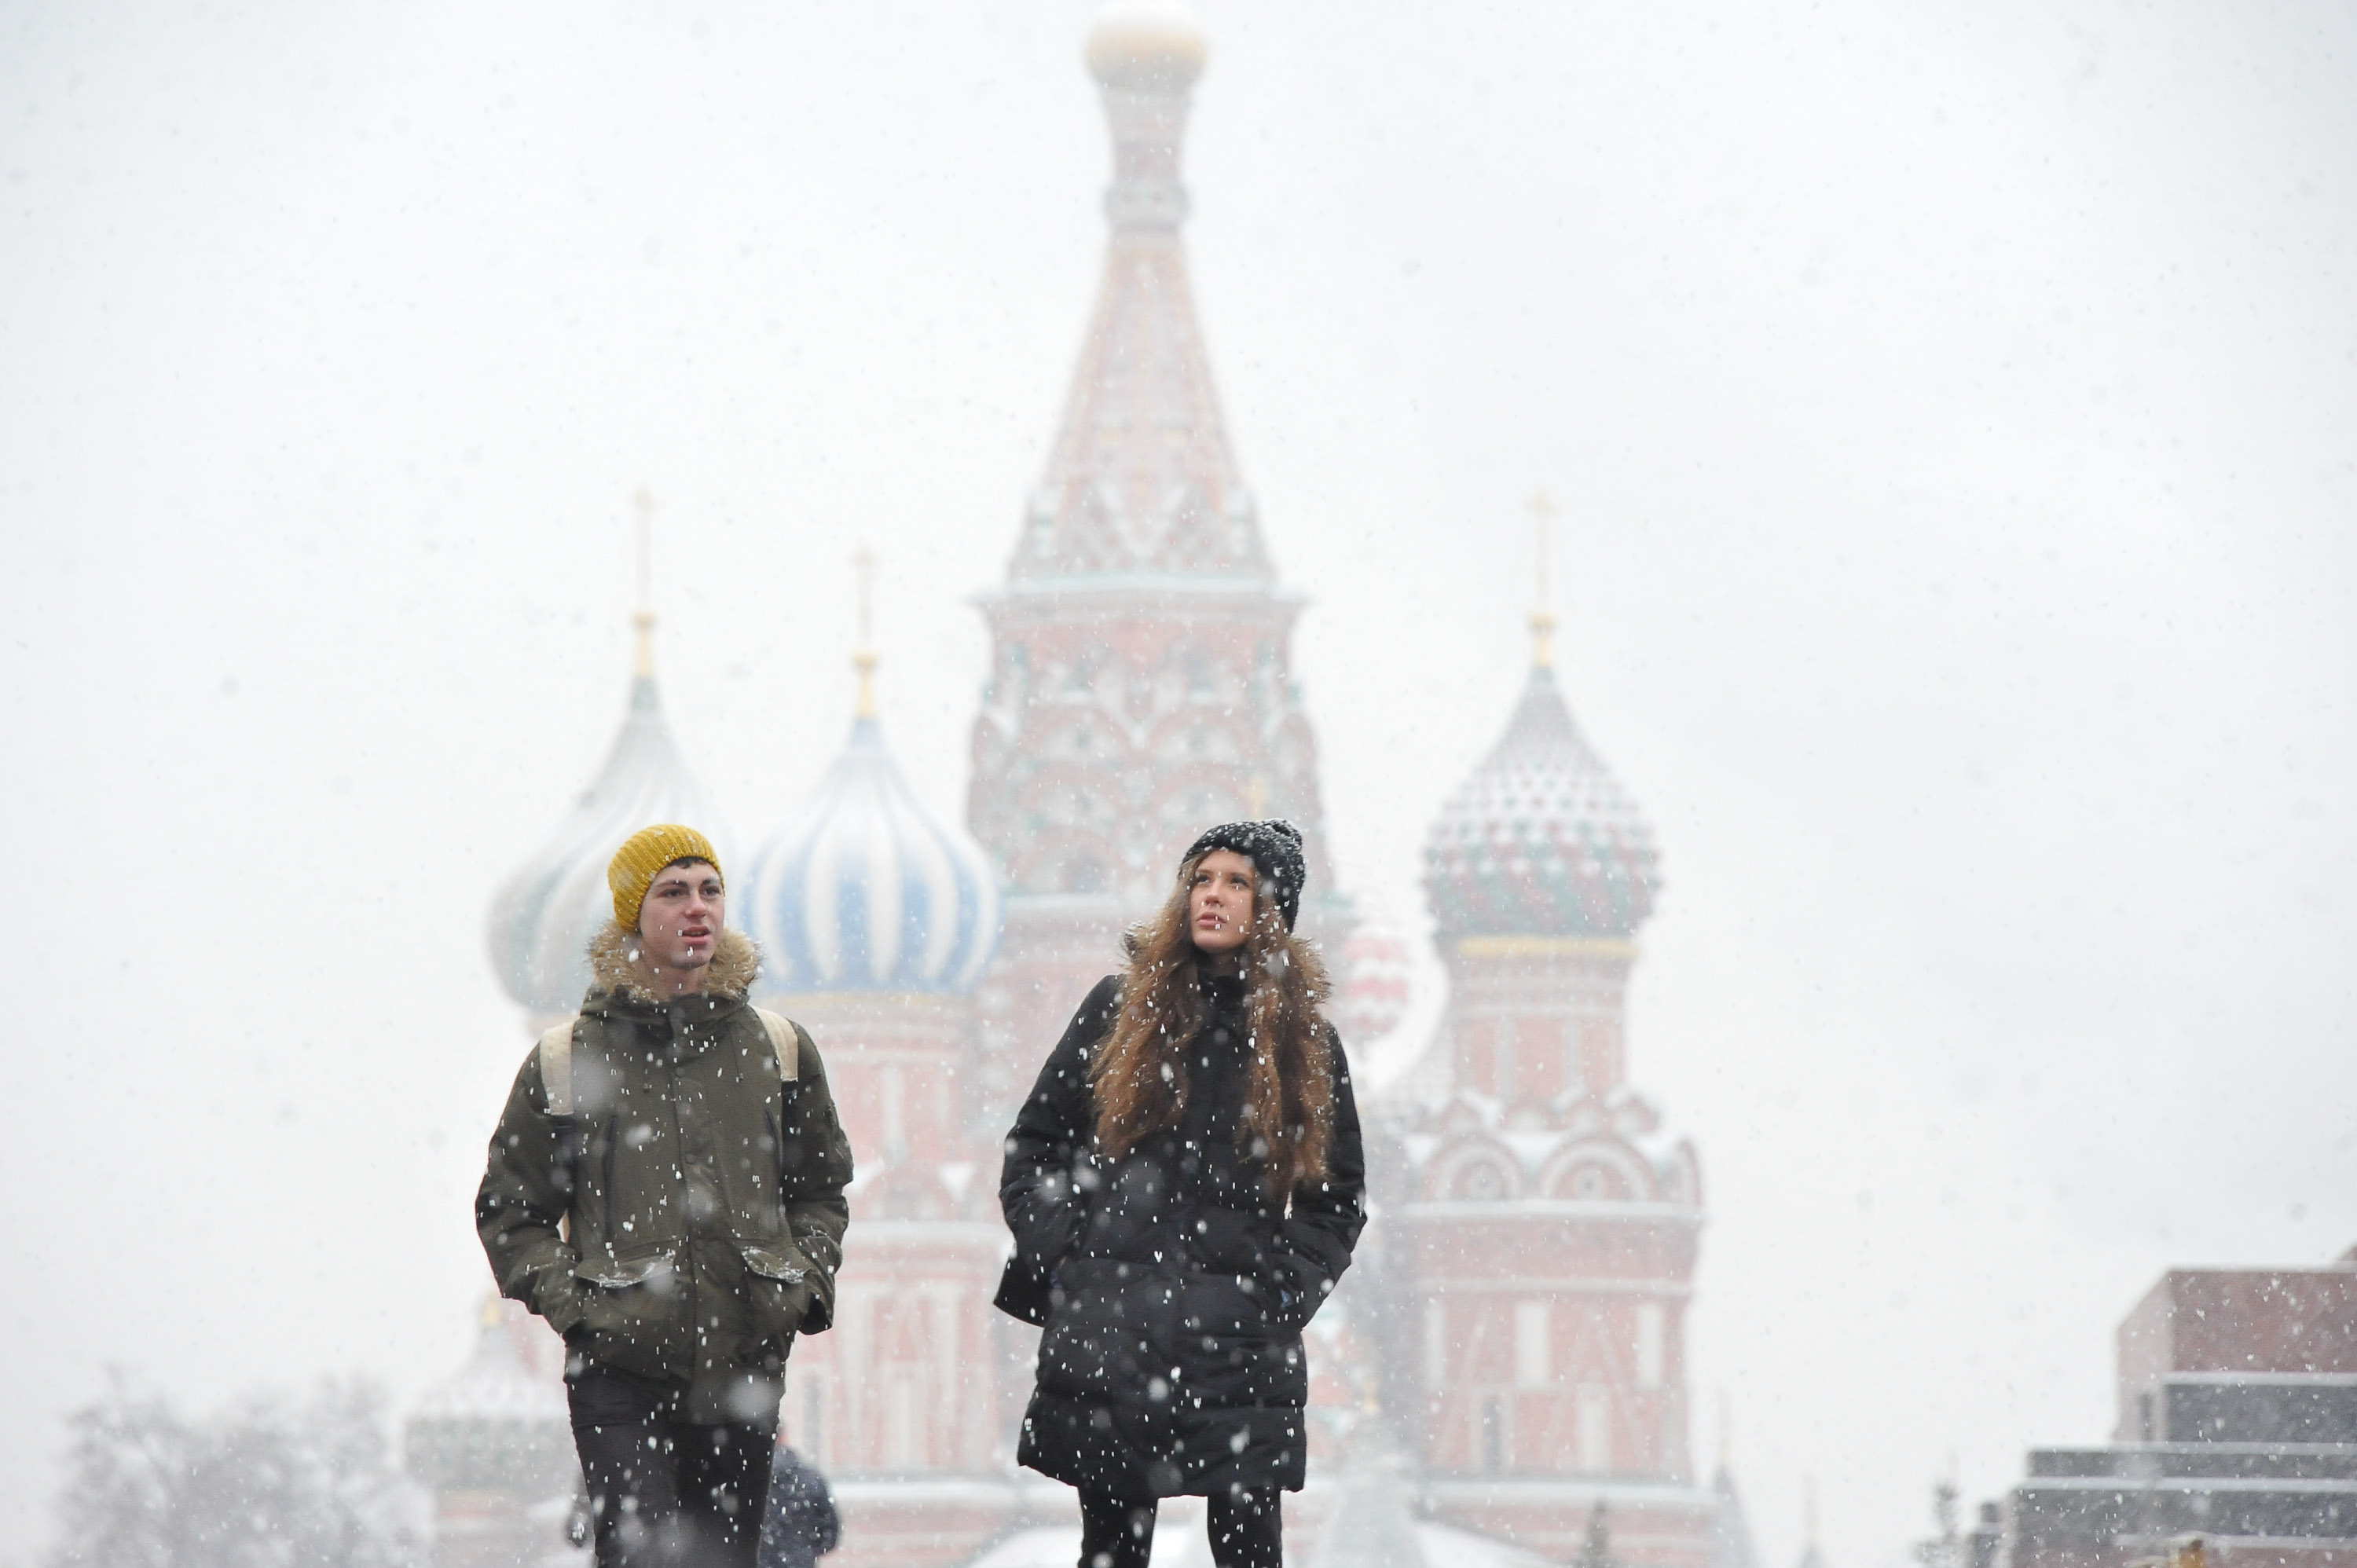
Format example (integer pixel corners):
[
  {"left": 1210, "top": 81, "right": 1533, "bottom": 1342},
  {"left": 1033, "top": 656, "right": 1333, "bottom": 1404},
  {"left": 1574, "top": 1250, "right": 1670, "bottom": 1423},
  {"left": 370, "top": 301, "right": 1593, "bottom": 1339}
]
[{"left": 477, "top": 925, "right": 853, "bottom": 1420}]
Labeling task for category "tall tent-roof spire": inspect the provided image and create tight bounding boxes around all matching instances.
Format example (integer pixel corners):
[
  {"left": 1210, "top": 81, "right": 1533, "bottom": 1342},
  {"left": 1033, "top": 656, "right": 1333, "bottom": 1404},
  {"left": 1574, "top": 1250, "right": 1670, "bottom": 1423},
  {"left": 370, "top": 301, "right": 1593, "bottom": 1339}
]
[
  {"left": 486, "top": 494, "right": 728, "bottom": 1025},
  {"left": 1008, "top": 0, "right": 1270, "bottom": 583}
]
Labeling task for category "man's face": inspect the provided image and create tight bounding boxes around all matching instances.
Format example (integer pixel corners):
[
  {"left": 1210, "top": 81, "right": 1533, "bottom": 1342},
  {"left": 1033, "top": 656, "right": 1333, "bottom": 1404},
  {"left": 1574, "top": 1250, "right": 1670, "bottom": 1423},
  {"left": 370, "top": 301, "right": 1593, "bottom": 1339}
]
[
  {"left": 637, "top": 859, "right": 725, "bottom": 972},
  {"left": 1189, "top": 849, "right": 1257, "bottom": 957}
]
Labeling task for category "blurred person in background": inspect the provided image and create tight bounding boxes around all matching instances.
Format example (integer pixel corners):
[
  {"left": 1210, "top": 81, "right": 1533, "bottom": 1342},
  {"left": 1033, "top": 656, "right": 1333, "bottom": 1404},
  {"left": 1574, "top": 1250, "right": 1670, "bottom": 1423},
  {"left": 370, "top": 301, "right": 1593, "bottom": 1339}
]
[
  {"left": 478, "top": 824, "right": 855, "bottom": 1568},
  {"left": 996, "top": 821, "right": 1367, "bottom": 1568},
  {"left": 757, "top": 1433, "right": 840, "bottom": 1568}
]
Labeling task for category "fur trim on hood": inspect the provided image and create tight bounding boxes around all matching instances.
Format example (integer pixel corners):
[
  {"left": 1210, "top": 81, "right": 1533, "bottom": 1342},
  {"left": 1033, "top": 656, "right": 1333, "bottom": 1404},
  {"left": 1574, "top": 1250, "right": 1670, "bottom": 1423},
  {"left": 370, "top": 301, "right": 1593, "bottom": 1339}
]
[{"left": 588, "top": 921, "right": 761, "bottom": 1006}]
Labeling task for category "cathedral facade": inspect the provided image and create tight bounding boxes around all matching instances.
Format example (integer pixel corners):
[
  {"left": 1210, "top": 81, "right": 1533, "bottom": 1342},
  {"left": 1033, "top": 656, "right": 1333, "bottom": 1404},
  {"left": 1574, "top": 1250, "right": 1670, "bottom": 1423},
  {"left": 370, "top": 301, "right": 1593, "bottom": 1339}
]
[
  {"left": 1376, "top": 647, "right": 1729, "bottom": 1566},
  {"left": 424, "top": 9, "right": 1748, "bottom": 1568}
]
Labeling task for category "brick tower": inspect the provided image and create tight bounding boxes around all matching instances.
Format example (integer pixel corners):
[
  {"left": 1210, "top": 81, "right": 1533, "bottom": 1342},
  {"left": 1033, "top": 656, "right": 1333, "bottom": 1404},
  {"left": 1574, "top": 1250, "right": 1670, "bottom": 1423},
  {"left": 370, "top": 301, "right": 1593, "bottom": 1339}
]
[
  {"left": 966, "top": 2, "right": 1341, "bottom": 1123},
  {"left": 745, "top": 636, "right": 1014, "bottom": 1568},
  {"left": 1384, "top": 594, "right": 1733, "bottom": 1565}
]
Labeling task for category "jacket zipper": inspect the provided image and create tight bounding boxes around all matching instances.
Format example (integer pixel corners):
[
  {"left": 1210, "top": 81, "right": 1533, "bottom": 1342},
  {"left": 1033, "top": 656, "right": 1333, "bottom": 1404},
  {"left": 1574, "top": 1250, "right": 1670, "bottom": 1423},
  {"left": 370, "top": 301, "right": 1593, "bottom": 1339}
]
[
  {"left": 665, "top": 1030, "right": 699, "bottom": 1372},
  {"left": 601, "top": 1114, "right": 619, "bottom": 1246}
]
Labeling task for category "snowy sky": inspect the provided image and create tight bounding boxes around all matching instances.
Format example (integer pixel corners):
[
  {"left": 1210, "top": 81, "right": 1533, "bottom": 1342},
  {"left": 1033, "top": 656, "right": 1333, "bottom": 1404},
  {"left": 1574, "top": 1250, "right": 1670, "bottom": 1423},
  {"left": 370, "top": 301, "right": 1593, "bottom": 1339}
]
[{"left": 4, "top": 2, "right": 2355, "bottom": 1565}]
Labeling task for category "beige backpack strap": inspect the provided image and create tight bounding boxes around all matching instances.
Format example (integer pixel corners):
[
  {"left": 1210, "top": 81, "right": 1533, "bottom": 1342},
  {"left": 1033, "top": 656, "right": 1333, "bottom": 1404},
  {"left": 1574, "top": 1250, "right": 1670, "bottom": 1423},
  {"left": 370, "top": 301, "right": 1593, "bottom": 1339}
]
[
  {"left": 537, "top": 1019, "right": 579, "bottom": 1116},
  {"left": 752, "top": 1007, "right": 800, "bottom": 1083}
]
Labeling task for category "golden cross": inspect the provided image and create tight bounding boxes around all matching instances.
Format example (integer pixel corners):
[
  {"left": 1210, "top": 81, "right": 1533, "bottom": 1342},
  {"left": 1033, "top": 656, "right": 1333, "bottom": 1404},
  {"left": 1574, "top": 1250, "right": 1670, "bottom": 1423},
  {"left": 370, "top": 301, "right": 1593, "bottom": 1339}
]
[
  {"left": 852, "top": 547, "right": 879, "bottom": 719},
  {"left": 1529, "top": 489, "right": 1556, "bottom": 605},
  {"left": 631, "top": 489, "right": 657, "bottom": 678},
  {"left": 1527, "top": 489, "right": 1558, "bottom": 670}
]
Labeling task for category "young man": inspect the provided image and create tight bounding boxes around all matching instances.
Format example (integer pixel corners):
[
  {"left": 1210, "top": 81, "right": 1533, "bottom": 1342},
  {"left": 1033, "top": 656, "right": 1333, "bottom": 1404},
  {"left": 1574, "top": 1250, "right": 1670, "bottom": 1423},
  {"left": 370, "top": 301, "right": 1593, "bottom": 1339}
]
[{"left": 478, "top": 824, "right": 854, "bottom": 1568}]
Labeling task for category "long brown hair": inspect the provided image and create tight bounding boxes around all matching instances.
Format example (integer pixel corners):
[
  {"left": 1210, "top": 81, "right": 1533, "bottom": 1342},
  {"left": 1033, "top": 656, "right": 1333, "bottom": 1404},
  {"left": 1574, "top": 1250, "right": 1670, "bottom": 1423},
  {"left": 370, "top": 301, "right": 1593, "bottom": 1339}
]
[{"left": 1087, "top": 852, "right": 1338, "bottom": 1194}]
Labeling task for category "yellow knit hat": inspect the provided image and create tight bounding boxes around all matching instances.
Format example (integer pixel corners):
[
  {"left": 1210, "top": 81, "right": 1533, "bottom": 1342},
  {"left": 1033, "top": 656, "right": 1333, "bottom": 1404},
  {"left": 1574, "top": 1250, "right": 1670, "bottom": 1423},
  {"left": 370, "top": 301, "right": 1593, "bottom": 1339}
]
[{"left": 608, "top": 824, "right": 724, "bottom": 931}]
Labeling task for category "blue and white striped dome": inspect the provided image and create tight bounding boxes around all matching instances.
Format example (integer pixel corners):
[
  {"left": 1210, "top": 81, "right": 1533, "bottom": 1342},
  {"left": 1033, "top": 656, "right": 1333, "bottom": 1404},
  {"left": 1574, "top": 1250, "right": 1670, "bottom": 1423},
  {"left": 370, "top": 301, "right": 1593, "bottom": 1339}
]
[
  {"left": 486, "top": 671, "right": 731, "bottom": 1021},
  {"left": 747, "top": 716, "right": 1000, "bottom": 993}
]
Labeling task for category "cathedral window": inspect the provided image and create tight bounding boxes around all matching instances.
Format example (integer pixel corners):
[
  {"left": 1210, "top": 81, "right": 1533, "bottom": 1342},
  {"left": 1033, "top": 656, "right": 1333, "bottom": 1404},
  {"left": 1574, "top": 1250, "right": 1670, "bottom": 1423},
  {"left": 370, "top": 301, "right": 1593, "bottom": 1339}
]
[
  {"left": 887, "top": 1369, "right": 921, "bottom": 1469},
  {"left": 1577, "top": 1384, "right": 1611, "bottom": 1472},
  {"left": 1635, "top": 1302, "right": 1665, "bottom": 1390},
  {"left": 882, "top": 1068, "right": 907, "bottom": 1163},
  {"left": 1514, "top": 1301, "right": 1552, "bottom": 1387},
  {"left": 798, "top": 1372, "right": 827, "bottom": 1467}
]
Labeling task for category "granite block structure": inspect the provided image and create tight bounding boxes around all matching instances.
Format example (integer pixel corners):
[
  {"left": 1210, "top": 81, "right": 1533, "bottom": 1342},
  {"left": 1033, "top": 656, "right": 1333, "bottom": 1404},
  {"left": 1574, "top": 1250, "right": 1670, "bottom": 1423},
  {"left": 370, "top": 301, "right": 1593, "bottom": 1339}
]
[{"left": 2000, "top": 1250, "right": 2357, "bottom": 1568}]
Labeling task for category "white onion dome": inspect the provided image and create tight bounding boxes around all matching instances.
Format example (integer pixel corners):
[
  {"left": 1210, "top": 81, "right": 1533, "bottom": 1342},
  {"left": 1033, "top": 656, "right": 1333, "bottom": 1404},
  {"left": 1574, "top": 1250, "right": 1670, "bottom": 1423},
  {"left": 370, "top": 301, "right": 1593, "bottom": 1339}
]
[
  {"left": 486, "top": 671, "right": 728, "bottom": 1019},
  {"left": 1423, "top": 664, "right": 1659, "bottom": 940},
  {"left": 747, "top": 715, "right": 1001, "bottom": 994}
]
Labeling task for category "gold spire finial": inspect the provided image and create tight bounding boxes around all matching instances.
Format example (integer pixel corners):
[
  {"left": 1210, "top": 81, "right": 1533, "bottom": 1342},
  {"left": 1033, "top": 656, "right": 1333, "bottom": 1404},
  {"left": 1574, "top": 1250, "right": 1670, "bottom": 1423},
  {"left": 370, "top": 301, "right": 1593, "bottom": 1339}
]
[
  {"left": 1244, "top": 775, "right": 1270, "bottom": 819},
  {"left": 1527, "top": 489, "right": 1558, "bottom": 670},
  {"left": 852, "top": 547, "right": 878, "bottom": 720},
  {"left": 632, "top": 489, "right": 657, "bottom": 679}
]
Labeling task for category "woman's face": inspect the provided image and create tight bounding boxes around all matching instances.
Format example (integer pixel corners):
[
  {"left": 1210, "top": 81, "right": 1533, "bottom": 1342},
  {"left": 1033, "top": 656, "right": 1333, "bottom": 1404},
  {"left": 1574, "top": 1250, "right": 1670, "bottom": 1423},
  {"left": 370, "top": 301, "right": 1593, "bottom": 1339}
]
[{"left": 1189, "top": 849, "right": 1257, "bottom": 956}]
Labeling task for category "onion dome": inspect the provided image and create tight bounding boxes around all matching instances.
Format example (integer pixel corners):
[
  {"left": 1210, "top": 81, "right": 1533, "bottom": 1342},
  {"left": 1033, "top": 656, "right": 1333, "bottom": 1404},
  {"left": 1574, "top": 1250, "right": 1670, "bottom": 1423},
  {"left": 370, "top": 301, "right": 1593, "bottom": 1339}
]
[
  {"left": 746, "top": 670, "right": 1000, "bottom": 995},
  {"left": 486, "top": 620, "right": 728, "bottom": 1021},
  {"left": 404, "top": 1296, "right": 573, "bottom": 1496},
  {"left": 1423, "top": 661, "right": 1659, "bottom": 941}
]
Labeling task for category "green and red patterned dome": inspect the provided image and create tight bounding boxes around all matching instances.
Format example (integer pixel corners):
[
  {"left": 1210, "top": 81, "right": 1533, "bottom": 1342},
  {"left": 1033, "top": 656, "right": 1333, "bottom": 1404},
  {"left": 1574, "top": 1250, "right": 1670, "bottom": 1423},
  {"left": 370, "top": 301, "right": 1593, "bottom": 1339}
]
[{"left": 1423, "top": 661, "right": 1659, "bottom": 940}]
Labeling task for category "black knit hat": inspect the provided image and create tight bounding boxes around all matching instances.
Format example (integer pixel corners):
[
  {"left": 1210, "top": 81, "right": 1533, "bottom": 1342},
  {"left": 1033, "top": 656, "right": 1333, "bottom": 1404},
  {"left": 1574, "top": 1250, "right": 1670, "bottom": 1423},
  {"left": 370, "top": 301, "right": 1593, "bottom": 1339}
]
[{"left": 1182, "top": 819, "right": 1308, "bottom": 931}]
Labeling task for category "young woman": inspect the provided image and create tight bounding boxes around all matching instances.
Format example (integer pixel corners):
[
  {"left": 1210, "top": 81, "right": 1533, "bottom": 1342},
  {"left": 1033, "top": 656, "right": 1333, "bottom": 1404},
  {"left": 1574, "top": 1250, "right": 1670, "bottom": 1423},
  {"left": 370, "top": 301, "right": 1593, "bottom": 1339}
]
[{"left": 996, "top": 821, "right": 1367, "bottom": 1568}]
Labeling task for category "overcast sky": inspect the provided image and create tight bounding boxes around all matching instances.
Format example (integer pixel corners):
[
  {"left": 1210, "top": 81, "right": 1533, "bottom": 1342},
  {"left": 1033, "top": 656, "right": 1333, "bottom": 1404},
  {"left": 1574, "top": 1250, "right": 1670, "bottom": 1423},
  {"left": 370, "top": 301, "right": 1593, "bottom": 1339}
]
[{"left": 4, "top": 2, "right": 2355, "bottom": 1564}]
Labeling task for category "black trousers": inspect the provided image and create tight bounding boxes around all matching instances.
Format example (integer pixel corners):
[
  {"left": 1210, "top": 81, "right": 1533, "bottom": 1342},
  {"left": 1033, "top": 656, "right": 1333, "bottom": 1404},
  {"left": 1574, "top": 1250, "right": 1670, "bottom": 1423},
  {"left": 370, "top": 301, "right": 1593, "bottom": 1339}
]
[
  {"left": 569, "top": 1369, "right": 777, "bottom": 1568},
  {"left": 1079, "top": 1489, "right": 1282, "bottom": 1568}
]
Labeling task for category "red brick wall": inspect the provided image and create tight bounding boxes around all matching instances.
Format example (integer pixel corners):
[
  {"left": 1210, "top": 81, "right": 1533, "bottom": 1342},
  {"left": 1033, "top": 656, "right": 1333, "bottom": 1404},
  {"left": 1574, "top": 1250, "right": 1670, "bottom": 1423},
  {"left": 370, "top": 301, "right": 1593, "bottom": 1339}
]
[{"left": 2113, "top": 1265, "right": 2357, "bottom": 1440}]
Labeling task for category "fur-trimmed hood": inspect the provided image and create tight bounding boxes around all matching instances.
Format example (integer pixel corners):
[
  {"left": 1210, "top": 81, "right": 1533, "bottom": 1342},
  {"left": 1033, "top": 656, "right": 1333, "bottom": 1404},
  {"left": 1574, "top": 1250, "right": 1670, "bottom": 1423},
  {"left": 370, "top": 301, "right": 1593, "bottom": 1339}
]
[{"left": 586, "top": 921, "right": 761, "bottom": 1007}]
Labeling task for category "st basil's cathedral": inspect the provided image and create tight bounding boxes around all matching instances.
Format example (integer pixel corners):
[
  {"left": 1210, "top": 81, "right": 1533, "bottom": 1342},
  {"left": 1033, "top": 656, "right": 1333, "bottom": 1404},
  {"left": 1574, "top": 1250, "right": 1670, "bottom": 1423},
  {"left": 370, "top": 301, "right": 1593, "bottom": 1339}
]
[{"left": 405, "top": 7, "right": 1758, "bottom": 1568}]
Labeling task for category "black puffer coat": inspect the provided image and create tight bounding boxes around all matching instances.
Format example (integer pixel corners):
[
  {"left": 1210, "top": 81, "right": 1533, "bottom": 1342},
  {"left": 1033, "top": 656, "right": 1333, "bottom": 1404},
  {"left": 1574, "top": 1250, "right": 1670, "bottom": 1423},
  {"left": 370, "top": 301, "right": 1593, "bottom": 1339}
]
[{"left": 997, "top": 972, "right": 1365, "bottom": 1498}]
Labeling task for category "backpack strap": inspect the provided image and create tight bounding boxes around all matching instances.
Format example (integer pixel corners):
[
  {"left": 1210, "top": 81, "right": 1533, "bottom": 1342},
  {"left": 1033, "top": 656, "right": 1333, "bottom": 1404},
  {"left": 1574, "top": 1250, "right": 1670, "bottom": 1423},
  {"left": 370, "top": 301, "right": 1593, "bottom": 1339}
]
[
  {"left": 539, "top": 1009, "right": 794, "bottom": 1111},
  {"left": 537, "top": 1019, "right": 578, "bottom": 1116},
  {"left": 753, "top": 1007, "right": 801, "bottom": 1083}
]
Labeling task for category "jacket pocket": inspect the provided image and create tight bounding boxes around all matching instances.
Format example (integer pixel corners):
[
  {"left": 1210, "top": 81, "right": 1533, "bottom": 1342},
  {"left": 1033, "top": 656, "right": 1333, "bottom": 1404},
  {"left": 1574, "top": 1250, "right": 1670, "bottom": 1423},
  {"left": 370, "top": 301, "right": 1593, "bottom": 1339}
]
[
  {"left": 1261, "top": 1219, "right": 1349, "bottom": 1332},
  {"left": 569, "top": 1246, "right": 681, "bottom": 1378},
  {"left": 574, "top": 1247, "right": 679, "bottom": 1291},
  {"left": 1037, "top": 1258, "right": 1175, "bottom": 1404},
  {"left": 738, "top": 1244, "right": 808, "bottom": 1285},
  {"left": 738, "top": 1240, "right": 816, "bottom": 1341}
]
